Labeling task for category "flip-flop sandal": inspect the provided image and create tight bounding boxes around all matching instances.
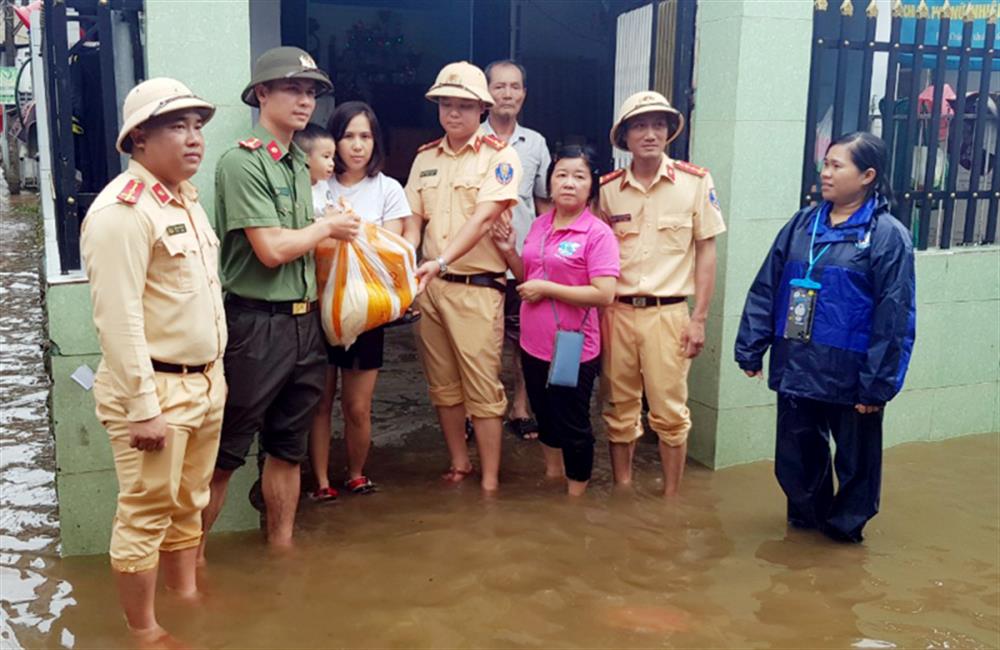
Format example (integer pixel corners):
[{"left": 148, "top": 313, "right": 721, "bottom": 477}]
[
  {"left": 308, "top": 486, "right": 339, "bottom": 502},
  {"left": 441, "top": 466, "right": 475, "bottom": 483},
  {"left": 345, "top": 476, "right": 378, "bottom": 495},
  {"left": 506, "top": 418, "right": 539, "bottom": 440}
]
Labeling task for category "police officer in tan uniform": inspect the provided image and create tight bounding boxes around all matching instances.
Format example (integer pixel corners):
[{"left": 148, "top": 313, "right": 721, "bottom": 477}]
[
  {"left": 81, "top": 78, "right": 225, "bottom": 645},
  {"left": 406, "top": 61, "right": 522, "bottom": 491},
  {"left": 599, "top": 91, "right": 726, "bottom": 496}
]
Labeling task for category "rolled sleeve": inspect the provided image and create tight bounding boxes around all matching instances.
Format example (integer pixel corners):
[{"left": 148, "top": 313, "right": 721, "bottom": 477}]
[
  {"left": 81, "top": 205, "right": 160, "bottom": 421},
  {"left": 694, "top": 172, "right": 727, "bottom": 241},
  {"left": 477, "top": 147, "right": 521, "bottom": 210}
]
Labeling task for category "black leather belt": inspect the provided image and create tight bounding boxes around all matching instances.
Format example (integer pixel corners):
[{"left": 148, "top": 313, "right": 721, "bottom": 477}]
[
  {"left": 440, "top": 273, "right": 506, "bottom": 293},
  {"left": 152, "top": 359, "right": 215, "bottom": 374},
  {"left": 616, "top": 295, "right": 686, "bottom": 307},
  {"left": 226, "top": 294, "right": 318, "bottom": 315}
]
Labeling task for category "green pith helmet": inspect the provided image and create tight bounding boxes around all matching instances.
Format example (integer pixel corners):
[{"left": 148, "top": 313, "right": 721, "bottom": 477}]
[{"left": 241, "top": 46, "right": 333, "bottom": 107}]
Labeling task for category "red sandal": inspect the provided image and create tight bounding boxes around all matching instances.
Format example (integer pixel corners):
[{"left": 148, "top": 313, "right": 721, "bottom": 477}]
[
  {"left": 344, "top": 476, "right": 378, "bottom": 495},
  {"left": 308, "top": 486, "right": 339, "bottom": 502}
]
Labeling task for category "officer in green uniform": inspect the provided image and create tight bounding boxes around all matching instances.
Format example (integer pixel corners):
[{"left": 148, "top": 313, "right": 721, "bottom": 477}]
[{"left": 199, "top": 47, "right": 360, "bottom": 559}]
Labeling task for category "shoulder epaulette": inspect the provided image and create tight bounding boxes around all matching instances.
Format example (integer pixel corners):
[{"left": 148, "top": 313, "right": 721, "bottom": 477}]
[
  {"left": 238, "top": 137, "right": 263, "bottom": 150},
  {"left": 600, "top": 169, "right": 625, "bottom": 186},
  {"left": 675, "top": 161, "right": 708, "bottom": 178},
  {"left": 116, "top": 178, "right": 145, "bottom": 205},
  {"left": 417, "top": 138, "right": 443, "bottom": 154},
  {"left": 482, "top": 134, "right": 506, "bottom": 151}
]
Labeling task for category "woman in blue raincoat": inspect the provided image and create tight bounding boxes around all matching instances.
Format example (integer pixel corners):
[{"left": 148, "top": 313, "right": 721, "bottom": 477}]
[{"left": 735, "top": 132, "right": 916, "bottom": 543}]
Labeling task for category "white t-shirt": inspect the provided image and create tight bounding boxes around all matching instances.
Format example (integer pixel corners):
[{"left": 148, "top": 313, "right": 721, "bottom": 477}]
[{"left": 313, "top": 173, "right": 411, "bottom": 224}]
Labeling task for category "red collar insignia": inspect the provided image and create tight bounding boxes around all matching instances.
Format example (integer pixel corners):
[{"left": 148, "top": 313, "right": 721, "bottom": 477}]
[
  {"left": 116, "top": 179, "right": 144, "bottom": 205},
  {"left": 266, "top": 140, "right": 283, "bottom": 161},
  {"left": 151, "top": 183, "right": 172, "bottom": 206}
]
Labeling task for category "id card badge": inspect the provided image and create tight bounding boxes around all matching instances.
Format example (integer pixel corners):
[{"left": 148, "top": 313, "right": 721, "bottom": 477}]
[{"left": 784, "top": 278, "right": 821, "bottom": 342}]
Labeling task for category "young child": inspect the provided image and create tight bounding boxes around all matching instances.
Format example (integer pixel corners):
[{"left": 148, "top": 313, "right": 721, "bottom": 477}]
[{"left": 294, "top": 123, "right": 338, "bottom": 215}]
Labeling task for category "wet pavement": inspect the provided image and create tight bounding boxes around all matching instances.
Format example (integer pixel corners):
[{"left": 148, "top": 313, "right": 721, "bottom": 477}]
[{"left": 1, "top": 197, "right": 998, "bottom": 649}]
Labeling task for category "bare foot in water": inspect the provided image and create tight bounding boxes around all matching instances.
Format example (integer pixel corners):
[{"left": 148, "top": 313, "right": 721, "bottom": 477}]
[{"left": 129, "top": 625, "right": 190, "bottom": 650}]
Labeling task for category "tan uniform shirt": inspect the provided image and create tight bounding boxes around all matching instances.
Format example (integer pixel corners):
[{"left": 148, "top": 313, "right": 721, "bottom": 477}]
[
  {"left": 599, "top": 154, "right": 726, "bottom": 297},
  {"left": 404, "top": 127, "right": 521, "bottom": 275},
  {"left": 81, "top": 160, "right": 227, "bottom": 422}
]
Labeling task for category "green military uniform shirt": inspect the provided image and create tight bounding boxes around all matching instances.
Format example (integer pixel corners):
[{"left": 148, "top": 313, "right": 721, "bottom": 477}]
[{"left": 215, "top": 124, "right": 317, "bottom": 301}]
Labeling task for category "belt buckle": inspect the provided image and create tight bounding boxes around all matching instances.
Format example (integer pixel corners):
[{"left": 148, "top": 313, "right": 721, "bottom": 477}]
[
  {"left": 292, "top": 301, "right": 308, "bottom": 315},
  {"left": 633, "top": 297, "right": 647, "bottom": 307}
]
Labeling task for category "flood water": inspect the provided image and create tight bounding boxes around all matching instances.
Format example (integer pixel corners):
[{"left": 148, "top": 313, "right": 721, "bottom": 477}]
[{"left": 2, "top": 198, "right": 999, "bottom": 649}]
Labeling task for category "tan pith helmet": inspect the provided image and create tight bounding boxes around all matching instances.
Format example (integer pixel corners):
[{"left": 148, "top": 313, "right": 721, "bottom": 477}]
[
  {"left": 610, "top": 90, "right": 684, "bottom": 150},
  {"left": 241, "top": 46, "right": 333, "bottom": 107},
  {"left": 116, "top": 77, "right": 215, "bottom": 154},
  {"left": 425, "top": 61, "right": 494, "bottom": 107}
]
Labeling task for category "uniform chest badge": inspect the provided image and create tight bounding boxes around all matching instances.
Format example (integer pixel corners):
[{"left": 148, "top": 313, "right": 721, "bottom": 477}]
[
  {"left": 495, "top": 162, "right": 514, "bottom": 185},
  {"left": 166, "top": 223, "right": 188, "bottom": 236},
  {"left": 608, "top": 213, "right": 632, "bottom": 224},
  {"left": 420, "top": 169, "right": 438, "bottom": 178},
  {"left": 557, "top": 241, "right": 582, "bottom": 257}
]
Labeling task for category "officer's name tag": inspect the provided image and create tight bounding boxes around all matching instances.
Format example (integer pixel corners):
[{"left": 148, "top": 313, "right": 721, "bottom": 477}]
[
  {"left": 166, "top": 224, "right": 187, "bottom": 236},
  {"left": 784, "top": 278, "right": 821, "bottom": 343},
  {"left": 275, "top": 187, "right": 291, "bottom": 197},
  {"left": 608, "top": 213, "right": 632, "bottom": 224},
  {"left": 420, "top": 169, "right": 438, "bottom": 178}
]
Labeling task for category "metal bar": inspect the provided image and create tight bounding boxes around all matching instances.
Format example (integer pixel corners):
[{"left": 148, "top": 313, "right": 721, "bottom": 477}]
[
  {"left": 962, "top": 19, "right": 996, "bottom": 244},
  {"left": 812, "top": 39, "right": 990, "bottom": 55},
  {"left": 985, "top": 117, "right": 1000, "bottom": 244},
  {"left": 125, "top": 8, "right": 145, "bottom": 83},
  {"left": 45, "top": 0, "right": 81, "bottom": 273},
  {"left": 939, "top": 16, "right": 974, "bottom": 249},
  {"left": 856, "top": 14, "right": 878, "bottom": 131},
  {"left": 648, "top": 0, "right": 659, "bottom": 90},
  {"left": 96, "top": 1, "right": 121, "bottom": 178},
  {"left": 801, "top": 4, "right": 827, "bottom": 205},
  {"left": 670, "top": 0, "right": 696, "bottom": 161},
  {"left": 896, "top": 15, "right": 927, "bottom": 231},
  {"left": 881, "top": 14, "right": 902, "bottom": 185},
  {"left": 831, "top": 12, "right": 849, "bottom": 141},
  {"left": 916, "top": 9, "right": 950, "bottom": 250}
]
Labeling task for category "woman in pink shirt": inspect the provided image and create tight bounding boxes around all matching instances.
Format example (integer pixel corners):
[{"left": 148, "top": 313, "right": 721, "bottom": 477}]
[{"left": 493, "top": 145, "right": 619, "bottom": 495}]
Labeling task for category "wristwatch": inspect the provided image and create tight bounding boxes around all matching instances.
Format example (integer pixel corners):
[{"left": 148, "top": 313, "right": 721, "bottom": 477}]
[{"left": 435, "top": 256, "right": 448, "bottom": 274}]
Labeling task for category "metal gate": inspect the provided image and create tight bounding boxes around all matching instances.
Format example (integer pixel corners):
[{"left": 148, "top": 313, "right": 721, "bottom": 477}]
[
  {"left": 802, "top": 0, "right": 999, "bottom": 250},
  {"left": 43, "top": 0, "right": 144, "bottom": 273}
]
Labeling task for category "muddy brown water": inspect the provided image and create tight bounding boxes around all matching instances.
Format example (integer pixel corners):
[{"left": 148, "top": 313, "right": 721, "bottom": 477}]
[{"left": 1, "top": 198, "right": 998, "bottom": 649}]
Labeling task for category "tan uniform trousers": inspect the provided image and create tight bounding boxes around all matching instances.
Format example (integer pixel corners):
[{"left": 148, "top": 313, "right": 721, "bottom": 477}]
[
  {"left": 414, "top": 278, "right": 506, "bottom": 418},
  {"left": 601, "top": 301, "right": 691, "bottom": 446},
  {"left": 94, "top": 362, "right": 225, "bottom": 573}
]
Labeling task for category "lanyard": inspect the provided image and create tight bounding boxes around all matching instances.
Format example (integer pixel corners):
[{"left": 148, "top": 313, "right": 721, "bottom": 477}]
[{"left": 805, "top": 210, "right": 832, "bottom": 282}]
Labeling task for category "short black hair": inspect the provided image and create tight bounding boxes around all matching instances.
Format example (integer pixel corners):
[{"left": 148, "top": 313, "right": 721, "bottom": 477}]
[
  {"left": 293, "top": 123, "right": 335, "bottom": 155},
  {"left": 546, "top": 144, "right": 601, "bottom": 203},
  {"left": 326, "top": 101, "right": 385, "bottom": 178},
  {"left": 484, "top": 59, "right": 527, "bottom": 86}
]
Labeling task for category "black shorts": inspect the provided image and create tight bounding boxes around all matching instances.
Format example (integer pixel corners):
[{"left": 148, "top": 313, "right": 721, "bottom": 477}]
[
  {"left": 326, "top": 325, "right": 385, "bottom": 371},
  {"left": 216, "top": 302, "right": 327, "bottom": 471},
  {"left": 503, "top": 282, "right": 520, "bottom": 343}
]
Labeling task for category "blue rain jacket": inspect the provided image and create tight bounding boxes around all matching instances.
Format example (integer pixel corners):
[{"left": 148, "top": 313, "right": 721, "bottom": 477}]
[{"left": 735, "top": 195, "right": 916, "bottom": 406}]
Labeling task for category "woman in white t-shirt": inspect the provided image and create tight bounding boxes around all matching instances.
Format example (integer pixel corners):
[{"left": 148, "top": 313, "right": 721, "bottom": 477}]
[{"left": 308, "top": 101, "right": 420, "bottom": 500}]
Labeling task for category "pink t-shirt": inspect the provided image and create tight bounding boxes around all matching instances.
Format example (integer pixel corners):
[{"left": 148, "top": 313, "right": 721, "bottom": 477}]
[{"left": 519, "top": 208, "right": 620, "bottom": 363}]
